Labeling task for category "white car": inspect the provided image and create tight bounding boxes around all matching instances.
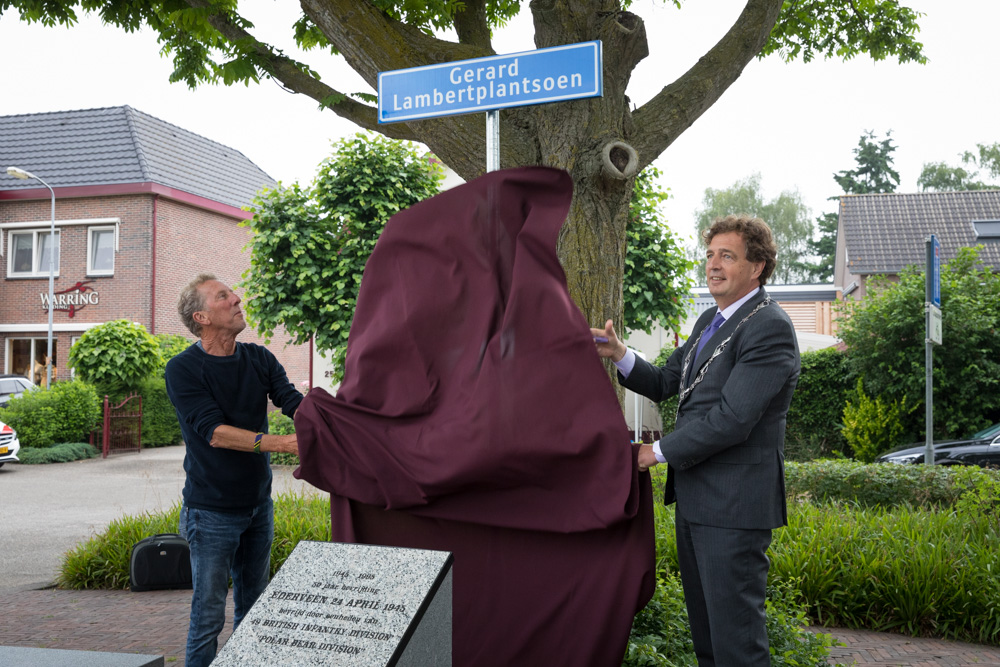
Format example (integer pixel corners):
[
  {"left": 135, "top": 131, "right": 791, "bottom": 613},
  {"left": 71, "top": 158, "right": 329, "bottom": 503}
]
[
  {"left": 0, "top": 374, "right": 34, "bottom": 406},
  {"left": 0, "top": 420, "right": 21, "bottom": 467}
]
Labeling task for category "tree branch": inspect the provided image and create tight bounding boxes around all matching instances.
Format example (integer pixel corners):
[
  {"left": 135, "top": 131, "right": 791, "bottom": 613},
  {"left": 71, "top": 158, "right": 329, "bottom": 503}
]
[
  {"left": 630, "top": 0, "right": 784, "bottom": 171},
  {"left": 183, "top": 0, "right": 418, "bottom": 139},
  {"left": 453, "top": 0, "right": 492, "bottom": 48},
  {"left": 300, "top": 0, "right": 487, "bottom": 89}
]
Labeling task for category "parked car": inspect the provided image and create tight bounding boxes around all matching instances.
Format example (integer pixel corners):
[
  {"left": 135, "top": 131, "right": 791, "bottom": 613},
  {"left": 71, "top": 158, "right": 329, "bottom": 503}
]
[
  {"left": 0, "top": 374, "right": 34, "bottom": 406},
  {"left": 875, "top": 422, "right": 1000, "bottom": 466},
  {"left": 0, "top": 420, "right": 21, "bottom": 467}
]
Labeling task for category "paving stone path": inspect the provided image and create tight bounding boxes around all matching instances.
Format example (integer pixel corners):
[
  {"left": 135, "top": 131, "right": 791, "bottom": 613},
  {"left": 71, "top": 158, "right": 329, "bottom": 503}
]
[{"left": 1, "top": 588, "right": 998, "bottom": 666}]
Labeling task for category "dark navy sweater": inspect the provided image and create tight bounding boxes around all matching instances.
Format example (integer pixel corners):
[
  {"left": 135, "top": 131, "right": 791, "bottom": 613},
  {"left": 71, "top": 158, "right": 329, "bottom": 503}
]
[{"left": 165, "top": 341, "right": 303, "bottom": 512}]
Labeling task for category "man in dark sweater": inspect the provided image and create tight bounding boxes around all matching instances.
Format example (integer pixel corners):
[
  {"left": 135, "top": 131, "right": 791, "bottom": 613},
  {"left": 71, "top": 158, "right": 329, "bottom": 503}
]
[{"left": 165, "top": 273, "right": 303, "bottom": 667}]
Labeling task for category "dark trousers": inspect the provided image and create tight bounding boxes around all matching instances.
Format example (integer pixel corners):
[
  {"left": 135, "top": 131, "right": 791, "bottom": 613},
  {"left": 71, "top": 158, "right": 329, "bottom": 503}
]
[{"left": 675, "top": 507, "right": 772, "bottom": 667}]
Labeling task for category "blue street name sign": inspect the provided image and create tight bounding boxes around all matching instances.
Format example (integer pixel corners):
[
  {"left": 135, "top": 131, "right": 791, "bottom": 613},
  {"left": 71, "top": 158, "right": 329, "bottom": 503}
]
[
  {"left": 930, "top": 234, "right": 941, "bottom": 307},
  {"left": 378, "top": 41, "right": 603, "bottom": 124}
]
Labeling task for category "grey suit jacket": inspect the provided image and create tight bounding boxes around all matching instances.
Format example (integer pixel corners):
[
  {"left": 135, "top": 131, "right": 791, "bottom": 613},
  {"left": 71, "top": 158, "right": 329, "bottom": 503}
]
[{"left": 620, "top": 288, "right": 799, "bottom": 530}]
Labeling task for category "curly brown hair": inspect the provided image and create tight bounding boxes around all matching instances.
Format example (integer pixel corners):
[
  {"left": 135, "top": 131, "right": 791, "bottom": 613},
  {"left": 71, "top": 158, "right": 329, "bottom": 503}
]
[{"left": 702, "top": 215, "right": 777, "bottom": 286}]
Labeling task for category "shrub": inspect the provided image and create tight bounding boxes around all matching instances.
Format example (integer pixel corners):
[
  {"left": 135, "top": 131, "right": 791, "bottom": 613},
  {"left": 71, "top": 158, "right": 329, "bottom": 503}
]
[
  {"left": 0, "top": 380, "right": 101, "bottom": 448},
  {"left": 154, "top": 333, "right": 192, "bottom": 370},
  {"left": 624, "top": 572, "right": 695, "bottom": 665},
  {"left": 652, "top": 345, "right": 680, "bottom": 434},
  {"left": 268, "top": 409, "right": 300, "bottom": 466},
  {"left": 17, "top": 442, "right": 98, "bottom": 464},
  {"left": 68, "top": 320, "right": 163, "bottom": 396},
  {"left": 58, "top": 492, "right": 329, "bottom": 590},
  {"left": 135, "top": 376, "right": 182, "bottom": 448},
  {"left": 837, "top": 247, "right": 1000, "bottom": 440},
  {"left": 950, "top": 465, "right": 1000, "bottom": 534},
  {"left": 785, "top": 348, "right": 851, "bottom": 461},
  {"left": 784, "top": 459, "right": 982, "bottom": 509},
  {"left": 842, "top": 378, "right": 912, "bottom": 462}
]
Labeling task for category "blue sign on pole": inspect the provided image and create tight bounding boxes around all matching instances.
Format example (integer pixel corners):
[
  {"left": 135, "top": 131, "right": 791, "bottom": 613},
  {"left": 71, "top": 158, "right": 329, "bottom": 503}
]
[
  {"left": 930, "top": 234, "right": 941, "bottom": 307},
  {"left": 378, "top": 41, "right": 603, "bottom": 124}
]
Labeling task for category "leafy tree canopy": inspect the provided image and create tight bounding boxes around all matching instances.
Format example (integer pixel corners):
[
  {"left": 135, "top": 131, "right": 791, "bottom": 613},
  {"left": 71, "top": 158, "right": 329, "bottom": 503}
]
[
  {"left": 2, "top": 0, "right": 927, "bottom": 387},
  {"left": 624, "top": 167, "right": 696, "bottom": 336},
  {"left": 834, "top": 129, "right": 900, "bottom": 195},
  {"left": 240, "top": 132, "right": 442, "bottom": 381},
  {"left": 802, "top": 130, "right": 900, "bottom": 282},
  {"left": 837, "top": 246, "right": 1000, "bottom": 440},
  {"left": 693, "top": 173, "right": 813, "bottom": 284},
  {"left": 918, "top": 141, "right": 1000, "bottom": 192}
]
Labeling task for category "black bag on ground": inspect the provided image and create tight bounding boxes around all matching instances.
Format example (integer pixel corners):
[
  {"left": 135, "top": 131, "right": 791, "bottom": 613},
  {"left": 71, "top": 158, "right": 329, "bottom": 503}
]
[{"left": 129, "top": 533, "right": 193, "bottom": 592}]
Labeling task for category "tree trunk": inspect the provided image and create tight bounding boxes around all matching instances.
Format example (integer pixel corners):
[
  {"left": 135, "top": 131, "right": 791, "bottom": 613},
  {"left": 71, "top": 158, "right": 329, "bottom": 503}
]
[{"left": 266, "top": 0, "right": 784, "bottom": 399}]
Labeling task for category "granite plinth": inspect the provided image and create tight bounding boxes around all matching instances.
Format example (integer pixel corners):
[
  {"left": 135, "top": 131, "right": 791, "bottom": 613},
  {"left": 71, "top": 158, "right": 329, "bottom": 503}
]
[
  {"left": 213, "top": 540, "right": 452, "bottom": 666},
  {"left": 0, "top": 646, "right": 163, "bottom": 667}
]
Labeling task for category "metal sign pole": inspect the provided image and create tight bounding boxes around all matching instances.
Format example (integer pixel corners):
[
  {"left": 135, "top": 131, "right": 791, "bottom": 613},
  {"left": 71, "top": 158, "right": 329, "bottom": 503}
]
[
  {"left": 924, "top": 234, "right": 940, "bottom": 465},
  {"left": 924, "top": 303, "right": 933, "bottom": 464},
  {"left": 486, "top": 110, "right": 500, "bottom": 172}
]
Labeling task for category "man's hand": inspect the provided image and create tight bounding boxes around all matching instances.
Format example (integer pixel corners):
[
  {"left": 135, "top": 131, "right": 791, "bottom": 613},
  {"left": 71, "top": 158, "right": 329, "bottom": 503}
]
[
  {"left": 590, "top": 319, "right": 627, "bottom": 362},
  {"left": 637, "top": 444, "right": 659, "bottom": 473},
  {"left": 270, "top": 434, "right": 298, "bottom": 455}
]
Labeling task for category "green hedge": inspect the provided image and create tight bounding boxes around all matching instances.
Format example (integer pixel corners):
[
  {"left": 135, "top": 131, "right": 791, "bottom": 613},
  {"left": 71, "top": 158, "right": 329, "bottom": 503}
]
[
  {"left": 135, "top": 376, "right": 182, "bottom": 448},
  {"left": 0, "top": 380, "right": 101, "bottom": 448},
  {"left": 784, "top": 348, "right": 852, "bottom": 461},
  {"left": 784, "top": 459, "right": 998, "bottom": 509},
  {"left": 16, "top": 442, "right": 99, "bottom": 464}
]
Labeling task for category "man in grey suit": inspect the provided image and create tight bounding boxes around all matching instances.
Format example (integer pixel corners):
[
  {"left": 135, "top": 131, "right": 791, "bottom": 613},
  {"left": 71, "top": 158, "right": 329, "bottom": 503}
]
[{"left": 593, "top": 214, "right": 799, "bottom": 666}]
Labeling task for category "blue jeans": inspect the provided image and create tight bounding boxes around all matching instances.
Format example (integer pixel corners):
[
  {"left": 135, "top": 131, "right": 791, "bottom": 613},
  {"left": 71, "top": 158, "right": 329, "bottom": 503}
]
[{"left": 179, "top": 499, "right": 274, "bottom": 667}]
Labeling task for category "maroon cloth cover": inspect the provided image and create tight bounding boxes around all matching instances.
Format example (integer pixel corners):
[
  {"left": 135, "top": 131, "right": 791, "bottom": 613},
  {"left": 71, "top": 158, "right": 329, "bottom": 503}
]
[{"left": 294, "top": 166, "right": 655, "bottom": 666}]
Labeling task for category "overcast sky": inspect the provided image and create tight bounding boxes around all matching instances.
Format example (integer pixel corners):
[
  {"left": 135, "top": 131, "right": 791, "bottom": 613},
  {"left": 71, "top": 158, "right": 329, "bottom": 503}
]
[{"left": 2, "top": 1, "right": 998, "bottom": 249}]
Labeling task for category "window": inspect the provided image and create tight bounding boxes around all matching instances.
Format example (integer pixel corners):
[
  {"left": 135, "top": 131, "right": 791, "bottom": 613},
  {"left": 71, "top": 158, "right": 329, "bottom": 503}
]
[
  {"left": 88, "top": 226, "right": 116, "bottom": 275},
  {"left": 973, "top": 220, "right": 1000, "bottom": 241},
  {"left": 7, "top": 338, "right": 56, "bottom": 387},
  {"left": 7, "top": 229, "right": 60, "bottom": 278}
]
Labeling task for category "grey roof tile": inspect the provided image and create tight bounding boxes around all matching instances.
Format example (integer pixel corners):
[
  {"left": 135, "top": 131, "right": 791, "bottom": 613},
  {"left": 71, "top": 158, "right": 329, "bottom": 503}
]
[
  {"left": 840, "top": 190, "right": 1000, "bottom": 274},
  {"left": 0, "top": 106, "right": 275, "bottom": 208}
]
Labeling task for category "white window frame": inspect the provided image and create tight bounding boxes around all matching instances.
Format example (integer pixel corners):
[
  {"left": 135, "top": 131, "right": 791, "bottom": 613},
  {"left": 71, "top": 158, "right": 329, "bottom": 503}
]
[
  {"left": 1, "top": 218, "right": 120, "bottom": 279},
  {"left": 87, "top": 225, "right": 118, "bottom": 276},
  {"left": 5, "top": 336, "right": 55, "bottom": 377},
  {"left": 6, "top": 229, "right": 60, "bottom": 278}
]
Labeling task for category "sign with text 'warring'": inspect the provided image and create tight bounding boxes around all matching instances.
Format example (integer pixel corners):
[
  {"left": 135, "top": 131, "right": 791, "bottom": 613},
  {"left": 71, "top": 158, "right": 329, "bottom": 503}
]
[{"left": 378, "top": 41, "right": 603, "bottom": 123}]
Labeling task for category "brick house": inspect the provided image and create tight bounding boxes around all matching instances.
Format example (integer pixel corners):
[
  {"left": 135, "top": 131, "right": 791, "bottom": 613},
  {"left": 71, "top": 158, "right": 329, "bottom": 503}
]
[
  {"left": 0, "top": 106, "right": 309, "bottom": 388},
  {"left": 835, "top": 190, "right": 1000, "bottom": 301}
]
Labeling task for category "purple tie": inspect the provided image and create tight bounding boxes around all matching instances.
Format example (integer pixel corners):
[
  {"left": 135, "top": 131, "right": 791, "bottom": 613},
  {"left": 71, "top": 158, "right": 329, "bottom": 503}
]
[{"left": 695, "top": 312, "right": 726, "bottom": 358}]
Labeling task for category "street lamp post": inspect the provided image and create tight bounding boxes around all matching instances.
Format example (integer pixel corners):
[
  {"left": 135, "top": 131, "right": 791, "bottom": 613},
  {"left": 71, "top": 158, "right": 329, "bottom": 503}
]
[{"left": 6, "top": 166, "right": 56, "bottom": 388}]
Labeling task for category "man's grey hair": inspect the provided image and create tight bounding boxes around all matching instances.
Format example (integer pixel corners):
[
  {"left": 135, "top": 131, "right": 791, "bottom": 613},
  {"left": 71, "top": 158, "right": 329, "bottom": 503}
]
[{"left": 178, "top": 273, "right": 217, "bottom": 337}]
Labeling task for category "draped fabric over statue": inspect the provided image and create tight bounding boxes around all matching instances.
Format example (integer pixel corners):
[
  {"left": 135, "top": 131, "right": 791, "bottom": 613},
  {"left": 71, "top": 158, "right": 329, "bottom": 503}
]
[{"left": 294, "top": 166, "right": 655, "bottom": 666}]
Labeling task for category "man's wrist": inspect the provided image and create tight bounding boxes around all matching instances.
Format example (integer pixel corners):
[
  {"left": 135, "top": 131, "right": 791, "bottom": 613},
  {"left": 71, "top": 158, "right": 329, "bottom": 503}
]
[{"left": 612, "top": 342, "right": 627, "bottom": 363}]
